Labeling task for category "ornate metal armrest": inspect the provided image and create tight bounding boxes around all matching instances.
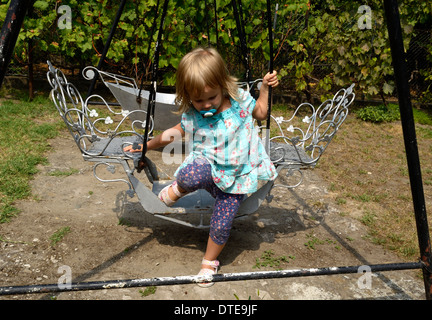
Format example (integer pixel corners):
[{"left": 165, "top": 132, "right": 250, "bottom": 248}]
[{"left": 259, "top": 84, "right": 355, "bottom": 191}]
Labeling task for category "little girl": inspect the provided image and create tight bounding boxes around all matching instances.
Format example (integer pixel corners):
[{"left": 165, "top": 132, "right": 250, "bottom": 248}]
[{"left": 126, "top": 47, "right": 278, "bottom": 287}]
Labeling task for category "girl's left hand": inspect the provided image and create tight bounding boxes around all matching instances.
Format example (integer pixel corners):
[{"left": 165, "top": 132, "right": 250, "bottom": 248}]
[{"left": 263, "top": 71, "right": 279, "bottom": 88}]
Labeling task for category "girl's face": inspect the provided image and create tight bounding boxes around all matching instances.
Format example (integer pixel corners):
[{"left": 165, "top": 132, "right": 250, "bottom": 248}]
[{"left": 189, "top": 86, "right": 225, "bottom": 114}]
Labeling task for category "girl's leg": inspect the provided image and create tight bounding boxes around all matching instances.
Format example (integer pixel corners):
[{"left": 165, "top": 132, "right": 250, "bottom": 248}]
[
  {"left": 161, "top": 158, "right": 213, "bottom": 204},
  {"left": 208, "top": 190, "right": 243, "bottom": 248},
  {"left": 177, "top": 160, "right": 243, "bottom": 248},
  {"left": 203, "top": 236, "right": 225, "bottom": 266},
  {"left": 176, "top": 158, "right": 214, "bottom": 193},
  {"left": 198, "top": 191, "right": 243, "bottom": 287},
  {"left": 176, "top": 159, "right": 244, "bottom": 279}
]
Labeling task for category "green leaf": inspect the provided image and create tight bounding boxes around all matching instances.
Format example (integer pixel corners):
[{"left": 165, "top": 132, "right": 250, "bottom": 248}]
[
  {"left": 367, "top": 86, "right": 379, "bottom": 96},
  {"left": 250, "top": 39, "right": 262, "bottom": 50},
  {"left": 252, "top": 18, "right": 261, "bottom": 26},
  {"left": 33, "top": 1, "right": 49, "bottom": 10},
  {"left": 383, "top": 82, "right": 394, "bottom": 95}
]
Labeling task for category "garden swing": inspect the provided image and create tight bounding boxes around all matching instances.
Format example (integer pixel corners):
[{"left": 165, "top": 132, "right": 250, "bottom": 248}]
[
  {"left": 47, "top": 0, "right": 355, "bottom": 229},
  {"left": 2, "top": 0, "right": 431, "bottom": 299}
]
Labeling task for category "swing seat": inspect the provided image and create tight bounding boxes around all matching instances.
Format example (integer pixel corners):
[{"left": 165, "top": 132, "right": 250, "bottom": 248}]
[
  {"left": 269, "top": 142, "right": 314, "bottom": 168},
  {"left": 132, "top": 177, "right": 275, "bottom": 215},
  {"left": 86, "top": 136, "right": 143, "bottom": 157}
]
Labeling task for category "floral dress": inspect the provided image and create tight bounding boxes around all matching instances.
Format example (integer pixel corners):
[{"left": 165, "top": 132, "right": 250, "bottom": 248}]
[{"left": 175, "top": 88, "right": 277, "bottom": 194}]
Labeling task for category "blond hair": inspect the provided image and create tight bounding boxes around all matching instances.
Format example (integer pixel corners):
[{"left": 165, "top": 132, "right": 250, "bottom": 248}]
[{"left": 175, "top": 47, "right": 239, "bottom": 113}]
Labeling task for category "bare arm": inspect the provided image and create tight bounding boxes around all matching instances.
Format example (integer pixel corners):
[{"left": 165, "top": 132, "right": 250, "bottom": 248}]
[
  {"left": 252, "top": 71, "right": 279, "bottom": 121},
  {"left": 147, "top": 123, "right": 185, "bottom": 150},
  {"left": 124, "top": 123, "right": 185, "bottom": 152}
]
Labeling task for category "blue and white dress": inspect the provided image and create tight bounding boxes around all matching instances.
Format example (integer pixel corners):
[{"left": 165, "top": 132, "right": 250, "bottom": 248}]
[{"left": 175, "top": 88, "right": 277, "bottom": 194}]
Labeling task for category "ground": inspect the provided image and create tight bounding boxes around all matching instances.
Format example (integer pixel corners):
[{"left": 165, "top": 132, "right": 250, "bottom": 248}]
[{"left": 0, "top": 132, "right": 427, "bottom": 300}]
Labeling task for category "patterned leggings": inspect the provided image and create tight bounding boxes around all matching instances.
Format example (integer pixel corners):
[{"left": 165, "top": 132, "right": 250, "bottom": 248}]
[{"left": 176, "top": 158, "right": 243, "bottom": 245}]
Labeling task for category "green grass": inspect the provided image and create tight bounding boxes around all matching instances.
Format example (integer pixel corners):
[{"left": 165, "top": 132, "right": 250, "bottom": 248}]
[
  {"left": 48, "top": 168, "right": 79, "bottom": 177},
  {"left": 319, "top": 106, "right": 432, "bottom": 259},
  {"left": 355, "top": 104, "right": 401, "bottom": 123},
  {"left": 355, "top": 103, "right": 432, "bottom": 125},
  {"left": 253, "top": 249, "right": 295, "bottom": 269},
  {"left": 139, "top": 286, "right": 157, "bottom": 297},
  {"left": 0, "top": 94, "right": 62, "bottom": 223},
  {"left": 50, "top": 226, "right": 71, "bottom": 246}
]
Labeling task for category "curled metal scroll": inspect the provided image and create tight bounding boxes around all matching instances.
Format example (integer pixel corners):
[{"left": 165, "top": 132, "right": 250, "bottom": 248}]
[{"left": 92, "top": 162, "right": 135, "bottom": 198}]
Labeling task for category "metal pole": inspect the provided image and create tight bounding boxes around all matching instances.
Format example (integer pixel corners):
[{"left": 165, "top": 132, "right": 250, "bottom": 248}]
[
  {"left": 265, "top": 0, "right": 276, "bottom": 131},
  {"left": 86, "top": 0, "right": 127, "bottom": 98},
  {"left": 231, "top": 0, "right": 251, "bottom": 83},
  {"left": 137, "top": 0, "right": 169, "bottom": 173},
  {"left": 213, "top": 0, "right": 219, "bottom": 50},
  {"left": 0, "top": 262, "right": 421, "bottom": 296},
  {"left": 0, "top": 0, "right": 31, "bottom": 88},
  {"left": 263, "top": 0, "right": 276, "bottom": 154},
  {"left": 383, "top": 0, "right": 432, "bottom": 300}
]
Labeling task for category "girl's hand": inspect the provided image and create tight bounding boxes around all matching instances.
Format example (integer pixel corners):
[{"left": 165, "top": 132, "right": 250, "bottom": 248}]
[
  {"left": 253, "top": 70, "right": 279, "bottom": 121},
  {"left": 123, "top": 143, "right": 143, "bottom": 153},
  {"left": 262, "top": 71, "right": 279, "bottom": 89}
]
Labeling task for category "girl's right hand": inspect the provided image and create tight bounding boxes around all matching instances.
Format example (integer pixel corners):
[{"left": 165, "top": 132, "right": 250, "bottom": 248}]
[{"left": 123, "top": 143, "right": 143, "bottom": 153}]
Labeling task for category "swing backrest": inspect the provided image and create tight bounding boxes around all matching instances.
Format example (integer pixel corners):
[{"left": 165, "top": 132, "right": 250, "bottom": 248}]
[
  {"left": 47, "top": 61, "right": 93, "bottom": 152},
  {"left": 46, "top": 61, "right": 150, "bottom": 160}
]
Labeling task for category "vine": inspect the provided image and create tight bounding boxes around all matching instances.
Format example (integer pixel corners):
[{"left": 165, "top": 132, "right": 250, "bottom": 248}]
[{"left": 1, "top": 0, "right": 431, "bottom": 103}]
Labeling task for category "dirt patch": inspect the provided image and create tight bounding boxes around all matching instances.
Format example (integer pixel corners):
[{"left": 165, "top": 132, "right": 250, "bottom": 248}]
[{"left": 0, "top": 132, "right": 427, "bottom": 300}]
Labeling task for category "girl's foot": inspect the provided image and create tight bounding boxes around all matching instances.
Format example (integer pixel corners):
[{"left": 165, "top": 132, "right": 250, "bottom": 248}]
[
  {"left": 158, "top": 181, "right": 188, "bottom": 206},
  {"left": 196, "top": 258, "right": 219, "bottom": 288}
]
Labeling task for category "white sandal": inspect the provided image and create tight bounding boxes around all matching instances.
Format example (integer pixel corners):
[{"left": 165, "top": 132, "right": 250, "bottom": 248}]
[
  {"left": 196, "top": 258, "right": 219, "bottom": 288},
  {"left": 158, "top": 181, "right": 188, "bottom": 206}
]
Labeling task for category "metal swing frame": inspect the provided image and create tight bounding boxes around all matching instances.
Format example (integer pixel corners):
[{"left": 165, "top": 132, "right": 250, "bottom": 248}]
[{"left": 0, "top": 0, "right": 430, "bottom": 299}]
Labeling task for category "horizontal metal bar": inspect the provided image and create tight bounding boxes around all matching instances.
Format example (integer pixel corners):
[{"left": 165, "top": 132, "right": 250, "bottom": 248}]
[
  {"left": 86, "top": 100, "right": 121, "bottom": 106},
  {"left": 0, "top": 262, "right": 422, "bottom": 296}
]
